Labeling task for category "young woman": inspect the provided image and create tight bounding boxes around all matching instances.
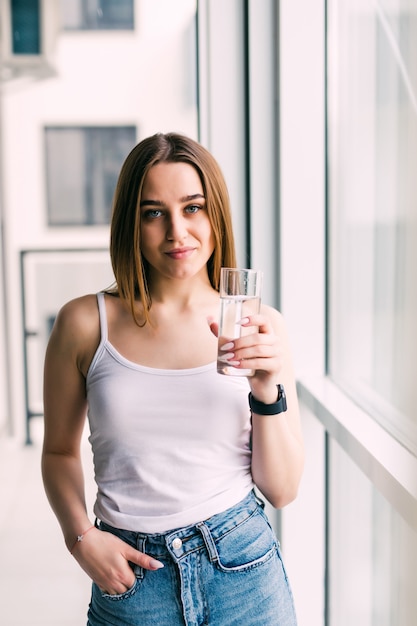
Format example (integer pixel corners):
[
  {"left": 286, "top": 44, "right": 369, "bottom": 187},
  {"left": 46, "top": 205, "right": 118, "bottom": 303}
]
[{"left": 42, "top": 132, "right": 304, "bottom": 625}]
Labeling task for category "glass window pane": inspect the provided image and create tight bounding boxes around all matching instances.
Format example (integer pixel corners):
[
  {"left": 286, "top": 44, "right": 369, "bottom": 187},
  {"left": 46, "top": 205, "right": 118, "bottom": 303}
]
[
  {"left": 329, "top": 440, "right": 417, "bottom": 626},
  {"left": 45, "top": 128, "right": 86, "bottom": 225},
  {"left": 327, "top": 0, "right": 417, "bottom": 453},
  {"left": 11, "top": 0, "right": 41, "bottom": 54},
  {"left": 45, "top": 126, "right": 136, "bottom": 226},
  {"left": 60, "top": 0, "right": 134, "bottom": 30}
]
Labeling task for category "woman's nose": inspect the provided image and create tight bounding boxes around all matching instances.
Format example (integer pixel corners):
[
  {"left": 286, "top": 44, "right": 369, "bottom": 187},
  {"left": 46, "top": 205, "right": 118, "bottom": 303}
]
[{"left": 166, "top": 214, "right": 187, "bottom": 241}]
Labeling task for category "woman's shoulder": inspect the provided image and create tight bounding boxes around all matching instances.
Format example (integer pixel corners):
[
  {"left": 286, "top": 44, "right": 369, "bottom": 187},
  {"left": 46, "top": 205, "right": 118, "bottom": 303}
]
[
  {"left": 51, "top": 294, "right": 101, "bottom": 354},
  {"left": 46, "top": 294, "right": 102, "bottom": 377},
  {"left": 55, "top": 293, "right": 99, "bottom": 327}
]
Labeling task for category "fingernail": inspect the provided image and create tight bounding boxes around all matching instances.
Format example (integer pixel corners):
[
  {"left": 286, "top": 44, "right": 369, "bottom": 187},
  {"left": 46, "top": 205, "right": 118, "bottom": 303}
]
[
  {"left": 238, "top": 317, "right": 250, "bottom": 325},
  {"left": 220, "top": 342, "right": 234, "bottom": 351},
  {"left": 149, "top": 558, "right": 164, "bottom": 569}
]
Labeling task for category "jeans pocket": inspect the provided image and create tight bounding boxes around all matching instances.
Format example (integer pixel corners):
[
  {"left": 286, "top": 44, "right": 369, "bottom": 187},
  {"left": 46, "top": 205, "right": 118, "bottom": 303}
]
[
  {"left": 99, "top": 578, "right": 139, "bottom": 602},
  {"left": 214, "top": 509, "right": 277, "bottom": 572}
]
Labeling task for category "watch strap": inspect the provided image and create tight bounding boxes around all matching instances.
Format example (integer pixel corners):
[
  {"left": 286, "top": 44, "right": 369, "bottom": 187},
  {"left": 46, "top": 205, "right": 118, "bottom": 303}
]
[{"left": 248, "top": 384, "right": 287, "bottom": 415}]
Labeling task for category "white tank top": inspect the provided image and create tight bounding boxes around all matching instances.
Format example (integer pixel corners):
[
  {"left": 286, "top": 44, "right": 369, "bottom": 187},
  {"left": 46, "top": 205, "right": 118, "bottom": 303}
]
[{"left": 86, "top": 292, "right": 254, "bottom": 533}]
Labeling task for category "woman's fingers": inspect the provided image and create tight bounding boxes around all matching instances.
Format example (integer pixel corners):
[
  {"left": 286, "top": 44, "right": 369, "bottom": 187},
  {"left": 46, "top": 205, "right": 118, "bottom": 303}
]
[
  {"left": 218, "top": 314, "right": 282, "bottom": 375},
  {"left": 239, "top": 313, "right": 277, "bottom": 335},
  {"left": 73, "top": 529, "right": 163, "bottom": 596},
  {"left": 99, "top": 546, "right": 164, "bottom": 595},
  {"left": 209, "top": 314, "right": 269, "bottom": 344},
  {"left": 125, "top": 544, "right": 164, "bottom": 571}
]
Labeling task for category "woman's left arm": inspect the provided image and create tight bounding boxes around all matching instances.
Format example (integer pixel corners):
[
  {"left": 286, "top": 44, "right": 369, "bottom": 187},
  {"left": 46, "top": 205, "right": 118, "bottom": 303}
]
[{"left": 231, "top": 306, "right": 305, "bottom": 508}]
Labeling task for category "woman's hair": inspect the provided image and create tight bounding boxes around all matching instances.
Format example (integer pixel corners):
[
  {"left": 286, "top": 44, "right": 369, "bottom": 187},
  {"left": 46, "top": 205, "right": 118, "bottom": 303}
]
[{"left": 109, "top": 132, "right": 237, "bottom": 325}]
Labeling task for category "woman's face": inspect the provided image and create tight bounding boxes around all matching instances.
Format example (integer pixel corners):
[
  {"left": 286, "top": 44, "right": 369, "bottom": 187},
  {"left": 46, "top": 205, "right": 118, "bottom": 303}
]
[{"left": 139, "top": 161, "right": 215, "bottom": 283}]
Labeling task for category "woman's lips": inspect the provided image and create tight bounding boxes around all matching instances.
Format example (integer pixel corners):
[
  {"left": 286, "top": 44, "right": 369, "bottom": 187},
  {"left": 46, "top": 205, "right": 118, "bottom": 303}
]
[{"left": 165, "top": 247, "right": 196, "bottom": 260}]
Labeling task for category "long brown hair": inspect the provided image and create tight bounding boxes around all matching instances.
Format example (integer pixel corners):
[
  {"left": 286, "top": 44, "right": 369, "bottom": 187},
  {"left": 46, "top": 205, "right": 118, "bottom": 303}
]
[{"left": 109, "top": 132, "right": 237, "bottom": 325}]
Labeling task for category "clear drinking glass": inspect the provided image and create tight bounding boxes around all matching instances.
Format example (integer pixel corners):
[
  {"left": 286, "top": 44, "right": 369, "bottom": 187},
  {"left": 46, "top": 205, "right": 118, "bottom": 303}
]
[{"left": 217, "top": 268, "right": 263, "bottom": 376}]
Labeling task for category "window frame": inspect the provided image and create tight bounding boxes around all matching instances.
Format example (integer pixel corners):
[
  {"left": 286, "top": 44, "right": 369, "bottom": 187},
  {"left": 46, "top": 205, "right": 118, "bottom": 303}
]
[{"left": 279, "top": 0, "right": 417, "bottom": 622}]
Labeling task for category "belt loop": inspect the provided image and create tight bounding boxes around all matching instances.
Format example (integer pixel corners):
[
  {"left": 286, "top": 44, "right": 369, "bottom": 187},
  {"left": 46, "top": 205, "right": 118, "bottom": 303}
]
[
  {"left": 254, "top": 492, "right": 266, "bottom": 509},
  {"left": 197, "top": 522, "right": 219, "bottom": 563},
  {"left": 134, "top": 535, "right": 146, "bottom": 579}
]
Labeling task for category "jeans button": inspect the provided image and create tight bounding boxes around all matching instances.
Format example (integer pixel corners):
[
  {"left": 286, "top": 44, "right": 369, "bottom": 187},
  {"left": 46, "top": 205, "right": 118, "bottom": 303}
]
[{"left": 172, "top": 537, "right": 182, "bottom": 550}]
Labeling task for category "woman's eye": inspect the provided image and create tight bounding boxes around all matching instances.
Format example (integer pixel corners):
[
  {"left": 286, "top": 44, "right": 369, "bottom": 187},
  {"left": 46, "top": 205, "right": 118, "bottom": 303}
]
[
  {"left": 143, "top": 209, "right": 163, "bottom": 219},
  {"left": 185, "top": 204, "right": 202, "bottom": 214}
]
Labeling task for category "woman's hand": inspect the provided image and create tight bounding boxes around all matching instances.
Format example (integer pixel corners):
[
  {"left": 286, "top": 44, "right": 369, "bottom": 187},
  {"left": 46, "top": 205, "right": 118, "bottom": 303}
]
[
  {"left": 71, "top": 527, "right": 164, "bottom": 595},
  {"left": 227, "top": 314, "right": 282, "bottom": 402},
  {"left": 209, "top": 310, "right": 282, "bottom": 401}
]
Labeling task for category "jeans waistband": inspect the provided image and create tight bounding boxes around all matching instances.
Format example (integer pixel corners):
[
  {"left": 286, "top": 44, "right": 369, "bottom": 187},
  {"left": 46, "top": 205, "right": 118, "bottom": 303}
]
[{"left": 99, "top": 489, "right": 263, "bottom": 563}]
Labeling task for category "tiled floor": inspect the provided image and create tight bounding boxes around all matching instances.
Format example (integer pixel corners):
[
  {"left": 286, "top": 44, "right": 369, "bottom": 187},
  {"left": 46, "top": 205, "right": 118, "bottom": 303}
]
[{"left": 0, "top": 420, "right": 95, "bottom": 625}]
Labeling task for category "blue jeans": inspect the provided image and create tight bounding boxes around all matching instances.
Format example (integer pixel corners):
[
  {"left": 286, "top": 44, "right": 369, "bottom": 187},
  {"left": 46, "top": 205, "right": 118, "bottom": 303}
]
[{"left": 87, "top": 491, "right": 297, "bottom": 625}]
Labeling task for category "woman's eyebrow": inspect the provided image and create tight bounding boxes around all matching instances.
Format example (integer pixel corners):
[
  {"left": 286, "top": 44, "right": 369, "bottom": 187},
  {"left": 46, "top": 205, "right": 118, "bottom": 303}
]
[
  {"left": 140, "top": 193, "right": 205, "bottom": 207},
  {"left": 140, "top": 199, "right": 164, "bottom": 207},
  {"left": 180, "top": 193, "right": 205, "bottom": 202}
]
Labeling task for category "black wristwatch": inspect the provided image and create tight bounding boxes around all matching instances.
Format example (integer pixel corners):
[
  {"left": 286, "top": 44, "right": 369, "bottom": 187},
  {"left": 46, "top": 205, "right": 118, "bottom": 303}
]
[{"left": 248, "top": 384, "right": 287, "bottom": 415}]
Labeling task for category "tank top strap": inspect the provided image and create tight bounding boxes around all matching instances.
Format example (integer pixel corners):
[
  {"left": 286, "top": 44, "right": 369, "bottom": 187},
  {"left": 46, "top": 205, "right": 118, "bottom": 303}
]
[{"left": 96, "top": 292, "right": 108, "bottom": 342}]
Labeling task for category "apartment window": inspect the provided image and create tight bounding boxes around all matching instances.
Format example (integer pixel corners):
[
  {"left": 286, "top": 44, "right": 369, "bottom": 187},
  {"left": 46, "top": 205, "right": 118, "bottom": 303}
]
[
  {"left": 327, "top": 0, "right": 417, "bottom": 454},
  {"left": 45, "top": 126, "right": 136, "bottom": 226},
  {"left": 10, "top": 0, "right": 40, "bottom": 54},
  {"left": 60, "top": 0, "right": 134, "bottom": 30}
]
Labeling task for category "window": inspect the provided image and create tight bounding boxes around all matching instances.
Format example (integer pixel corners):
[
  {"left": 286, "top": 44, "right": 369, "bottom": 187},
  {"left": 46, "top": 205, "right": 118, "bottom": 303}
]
[
  {"left": 45, "top": 126, "right": 136, "bottom": 226},
  {"left": 0, "top": 0, "right": 58, "bottom": 78},
  {"left": 327, "top": 0, "right": 417, "bottom": 454},
  {"left": 60, "top": 0, "right": 134, "bottom": 30},
  {"left": 11, "top": 0, "right": 40, "bottom": 54},
  {"left": 329, "top": 440, "right": 417, "bottom": 625}
]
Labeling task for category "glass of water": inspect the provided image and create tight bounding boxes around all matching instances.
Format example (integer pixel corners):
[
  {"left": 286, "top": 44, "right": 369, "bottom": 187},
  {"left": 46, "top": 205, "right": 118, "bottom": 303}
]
[{"left": 217, "top": 268, "right": 263, "bottom": 376}]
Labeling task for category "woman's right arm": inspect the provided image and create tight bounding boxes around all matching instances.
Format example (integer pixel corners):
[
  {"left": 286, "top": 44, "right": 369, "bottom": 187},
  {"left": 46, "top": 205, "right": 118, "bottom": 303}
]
[{"left": 42, "top": 296, "right": 163, "bottom": 594}]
